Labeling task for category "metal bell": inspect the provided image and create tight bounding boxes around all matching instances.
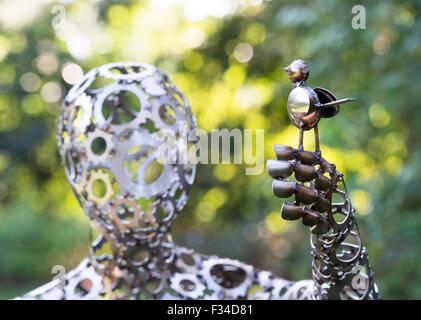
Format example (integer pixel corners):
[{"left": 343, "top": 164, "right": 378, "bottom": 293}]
[
  {"left": 295, "top": 184, "right": 318, "bottom": 204},
  {"left": 302, "top": 207, "right": 322, "bottom": 226},
  {"left": 294, "top": 163, "right": 317, "bottom": 182},
  {"left": 281, "top": 202, "right": 303, "bottom": 221},
  {"left": 272, "top": 180, "right": 296, "bottom": 198},
  {"left": 273, "top": 145, "right": 295, "bottom": 161},
  {"left": 267, "top": 159, "right": 294, "bottom": 179}
]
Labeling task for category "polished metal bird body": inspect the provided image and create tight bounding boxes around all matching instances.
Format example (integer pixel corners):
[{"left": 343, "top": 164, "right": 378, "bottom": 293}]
[{"left": 283, "top": 60, "right": 356, "bottom": 152}]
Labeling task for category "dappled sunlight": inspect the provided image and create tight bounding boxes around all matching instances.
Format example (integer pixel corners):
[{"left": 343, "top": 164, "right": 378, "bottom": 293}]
[{"left": 0, "top": 0, "right": 417, "bottom": 299}]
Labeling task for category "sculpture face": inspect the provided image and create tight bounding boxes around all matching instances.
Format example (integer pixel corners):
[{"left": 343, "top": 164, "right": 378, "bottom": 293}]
[{"left": 57, "top": 62, "right": 197, "bottom": 232}]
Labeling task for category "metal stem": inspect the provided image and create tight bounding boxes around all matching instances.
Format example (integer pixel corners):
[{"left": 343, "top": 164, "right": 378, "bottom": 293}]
[
  {"left": 319, "top": 98, "right": 356, "bottom": 108},
  {"left": 314, "top": 126, "right": 320, "bottom": 153}
]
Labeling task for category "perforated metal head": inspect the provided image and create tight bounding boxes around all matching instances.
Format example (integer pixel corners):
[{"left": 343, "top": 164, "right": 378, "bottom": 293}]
[{"left": 57, "top": 62, "right": 197, "bottom": 232}]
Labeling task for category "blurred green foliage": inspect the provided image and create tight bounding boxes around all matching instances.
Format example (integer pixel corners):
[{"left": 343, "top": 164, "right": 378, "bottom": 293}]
[{"left": 0, "top": 0, "right": 420, "bottom": 299}]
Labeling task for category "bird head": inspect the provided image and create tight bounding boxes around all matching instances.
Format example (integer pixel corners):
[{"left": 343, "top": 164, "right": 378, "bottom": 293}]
[{"left": 283, "top": 60, "right": 309, "bottom": 85}]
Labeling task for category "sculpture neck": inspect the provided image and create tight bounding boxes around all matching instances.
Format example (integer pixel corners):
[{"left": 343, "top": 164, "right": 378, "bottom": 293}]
[
  {"left": 86, "top": 204, "right": 176, "bottom": 298},
  {"left": 293, "top": 80, "right": 306, "bottom": 87}
]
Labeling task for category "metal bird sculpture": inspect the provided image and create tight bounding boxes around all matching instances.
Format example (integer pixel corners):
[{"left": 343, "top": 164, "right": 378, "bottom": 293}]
[
  {"left": 265, "top": 59, "right": 380, "bottom": 299},
  {"left": 283, "top": 59, "right": 356, "bottom": 153}
]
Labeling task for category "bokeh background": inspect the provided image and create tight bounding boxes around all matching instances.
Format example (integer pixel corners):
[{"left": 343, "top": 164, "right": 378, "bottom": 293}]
[{"left": 0, "top": 0, "right": 419, "bottom": 299}]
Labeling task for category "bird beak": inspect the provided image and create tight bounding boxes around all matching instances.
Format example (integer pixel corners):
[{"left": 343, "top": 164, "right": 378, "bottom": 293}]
[{"left": 283, "top": 67, "right": 289, "bottom": 72}]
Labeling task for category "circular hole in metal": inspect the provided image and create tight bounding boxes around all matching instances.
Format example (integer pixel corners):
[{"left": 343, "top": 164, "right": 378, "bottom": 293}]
[
  {"left": 180, "top": 253, "right": 195, "bottom": 266},
  {"left": 109, "top": 67, "right": 124, "bottom": 74},
  {"left": 92, "top": 179, "right": 106, "bottom": 197},
  {"left": 157, "top": 201, "right": 174, "bottom": 221},
  {"left": 145, "top": 277, "right": 162, "bottom": 293},
  {"left": 145, "top": 160, "right": 163, "bottom": 184},
  {"left": 91, "top": 137, "right": 106, "bottom": 155},
  {"left": 332, "top": 211, "right": 347, "bottom": 224},
  {"left": 74, "top": 278, "right": 93, "bottom": 297},
  {"left": 116, "top": 203, "right": 135, "bottom": 222},
  {"left": 210, "top": 264, "right": 246, "bottom": 289},
  {"left": 180, "top": 279, "right": 196, "bottom": 292},
  {"left": 159, "top": 104, "right": 176, "bottom": 125},
  {"left": 90, "top": 232, "right": 114, "bottom": 269},
  {"left": 278, "top": 286, "right": 288, "bottom": 297},
  {"left": 102, "top": 90, "right": 140, "bottom": 125},
  {"left": 87, "top": 76, "right": 113, "bottom": 91},
  {"left": 130, "top": 247, "right": 150, "bottom": 265},
  {"left": 332, "top": 192, "right": 345, "bottom": 204}
]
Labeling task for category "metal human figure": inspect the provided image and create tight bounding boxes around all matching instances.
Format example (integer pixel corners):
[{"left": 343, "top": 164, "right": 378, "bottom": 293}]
[{"left": 284, "top": 59, "right": 355, "bottom": 153}]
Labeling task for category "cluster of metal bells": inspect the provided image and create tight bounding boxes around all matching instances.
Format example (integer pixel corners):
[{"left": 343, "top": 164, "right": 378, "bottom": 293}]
[
  {"left": 267, "top": 144, "right": 380, "bottom": 299},
  {"left": 267, "top": 145, "right": 334, "bottom": 233}
]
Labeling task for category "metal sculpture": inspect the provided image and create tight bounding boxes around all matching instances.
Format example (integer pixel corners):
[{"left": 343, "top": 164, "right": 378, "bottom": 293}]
[
  {"left": 20, "top": 60, "right": 378, "bottom": 300},
  {"left": 21, "top": 62, "right": 312, "bottom": 300},
  {"left": 283, "top": 59, "right": 355, "bottom": 153},
  {"left": 267, "top": 59, "right": 380, "bottom": 299}
]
